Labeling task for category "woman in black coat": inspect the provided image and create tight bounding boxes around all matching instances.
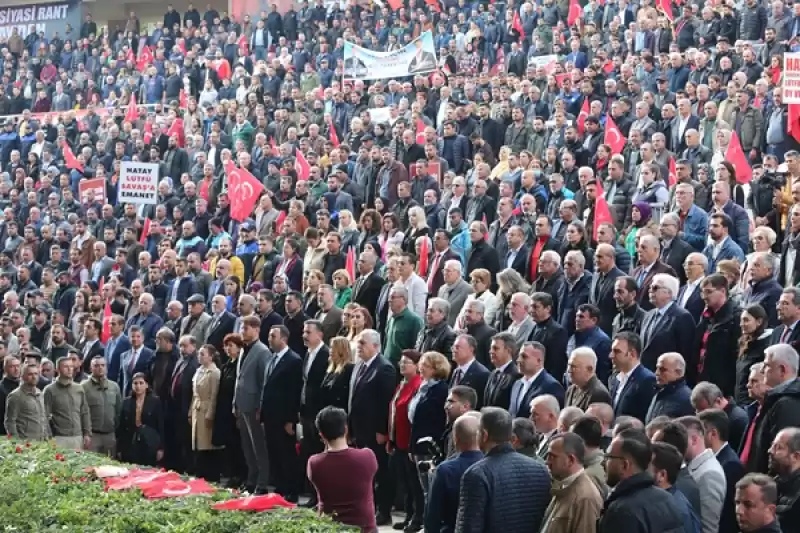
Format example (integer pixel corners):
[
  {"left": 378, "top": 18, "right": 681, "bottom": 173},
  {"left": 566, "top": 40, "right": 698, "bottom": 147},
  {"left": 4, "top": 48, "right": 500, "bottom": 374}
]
[
  {"left": 319, "top": 337, "right": 354, "bottom": 412},
  {"left": 409, "top": 352, "right": 449, "bottom": 495},
  {"left": 736, "top": 305, "right": 770, "bottom": 406},
  {"left": 116, "top": 373, "right": 165, "bottom": 467},
  {"left": 213, "top": 333, "right": 246, "bottom": 487},
  {"left": 560, "top": 221, "right": 595, "bottom": 273}
]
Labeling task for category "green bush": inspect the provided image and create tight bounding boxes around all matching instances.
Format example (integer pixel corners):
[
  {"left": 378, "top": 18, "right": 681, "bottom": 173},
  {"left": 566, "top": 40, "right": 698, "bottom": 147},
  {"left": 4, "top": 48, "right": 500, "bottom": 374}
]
[{"left": 0, "top": 439, "right": 354, "bottom": 532}]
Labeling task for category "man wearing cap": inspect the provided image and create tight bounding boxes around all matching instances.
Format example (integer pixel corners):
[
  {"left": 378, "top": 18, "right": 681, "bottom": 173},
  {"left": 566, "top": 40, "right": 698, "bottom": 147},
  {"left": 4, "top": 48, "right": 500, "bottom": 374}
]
[
  {"left": 29, "top": 305, "right": 51, "bottom": 352},
  {"left": 236, "top": 223, "right": 259, "bottom": 283},
  {"left": 181, "top": 294, "right": 211, "bottom": 344}
]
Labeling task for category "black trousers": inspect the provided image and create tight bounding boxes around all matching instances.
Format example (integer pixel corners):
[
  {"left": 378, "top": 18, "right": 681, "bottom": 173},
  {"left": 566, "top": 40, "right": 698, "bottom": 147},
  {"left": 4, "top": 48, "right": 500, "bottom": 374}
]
[
  {"left": 389, "top": 449, "right": 425, "bottom": 524},
  {"left": 264, "top": 421, "right": 301, "bottom": 497},
  {"left": 300, "top": 414, "right": 324, "bottom": 494},
  {"left": 362, "top": 438, "right": 392, "bottom": 516},
  {"left": 194, "top": 450, "right": 220, "bottom": 482}
]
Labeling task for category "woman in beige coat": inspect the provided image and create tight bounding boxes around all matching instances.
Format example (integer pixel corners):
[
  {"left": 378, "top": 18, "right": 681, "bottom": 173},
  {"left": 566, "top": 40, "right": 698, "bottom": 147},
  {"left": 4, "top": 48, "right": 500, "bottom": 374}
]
[{"left": 190, "top": 344, "right": 221, "bottom": 481}]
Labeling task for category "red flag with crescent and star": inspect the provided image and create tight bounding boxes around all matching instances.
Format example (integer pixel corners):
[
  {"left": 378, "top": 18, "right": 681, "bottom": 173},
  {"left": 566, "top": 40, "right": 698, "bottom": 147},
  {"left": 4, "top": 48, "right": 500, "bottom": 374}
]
[
  {"left": 668, "top": 157, "right": 678, "bottom": 188},
  {"left": 576, "top": 98, "right": 590, "bottom": 136},
  {"left": 725, "top": 130, "right": 752, "bottom": 184},
  {"left": 225, "top": 160, "right": 265, "bottom": 222},
  {"left": 101, "top": 296, "right": 112, "bottom": 344},
  {"left": 593, "top": 181, "right": 614, "bottom": 242},
  {"left": 604, "top": 115, "right": 626, "bottom": 155},
  {"left": 140, "top": 478, "right": 215, "bottom": 499},
  {"left": 125, "top": 93, "right": 138, "bottom": 124},
  {"left": 345, "top": 247, "right": 356, "bottom": 281},
  {"left": 657, "top": 0, "right": 674, "bottom": 21},
  {"left": 512, "top": 11, "right": 525, "bottom": 40},
  {"left": 295, "top": 150, "right": 311, "bottom": 181},
  {"left": 137, "top": 45, "right": 153, "bottom": 71},
  {"left": 139, "top": 218, "right": 151, "bottom": 246},
  {"left": 63, "top": 144, "right": 83, "bottom": 172},
  {"left": 212, "top": 493, "right": 296, "bottom": 511},
  {"left": 167, "top": 118, "right": 185, "bottom": 148},
  {"left": 568, "top": 0, "right": 583, "bottom": 26},
  {"left": 416, "top": 118, "right": 427, "bottom": 144}
]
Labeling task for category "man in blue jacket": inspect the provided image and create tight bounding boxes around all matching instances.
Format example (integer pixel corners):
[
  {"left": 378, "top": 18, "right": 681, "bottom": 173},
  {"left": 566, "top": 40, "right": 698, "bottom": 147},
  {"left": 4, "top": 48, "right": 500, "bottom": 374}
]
[
  {"left": 703, "top": 212, "right": 745, "bottom": 273},
  {"left": 711, "top": 181, "right": 751, "bottom": 253},
  {"left": 646, "top": 353, "right": 694, "bottom": 423}
]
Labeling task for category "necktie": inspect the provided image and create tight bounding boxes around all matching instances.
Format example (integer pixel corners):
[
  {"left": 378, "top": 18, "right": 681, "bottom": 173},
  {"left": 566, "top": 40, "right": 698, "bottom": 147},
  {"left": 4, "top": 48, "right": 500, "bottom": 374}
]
[
  {"left": 452, "top": 368, "right": 463, "bottom": 385},
  {"left": 781, "top": 327, "right": 792, "bottom": 344},
  {"left": 427, "top": 254, "right": 441, "bottom": 292},
  {"left": 266, "top": 355, "right": 278, "bottom": 380},
  {"left": 354, "top": 361, "right": 369, "bottom": 388},
  {"left": 637, "top": 268, "right": 647, "bottom": 286},
  {"left": 128, "top": 349, "right": 138, "bottom": 372}
]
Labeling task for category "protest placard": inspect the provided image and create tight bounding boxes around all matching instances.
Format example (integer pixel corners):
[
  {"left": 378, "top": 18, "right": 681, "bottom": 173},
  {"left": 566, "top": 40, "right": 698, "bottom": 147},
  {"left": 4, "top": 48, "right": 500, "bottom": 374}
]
[{"left": 118, "top": 162, "right": 159, "bottom": 205}]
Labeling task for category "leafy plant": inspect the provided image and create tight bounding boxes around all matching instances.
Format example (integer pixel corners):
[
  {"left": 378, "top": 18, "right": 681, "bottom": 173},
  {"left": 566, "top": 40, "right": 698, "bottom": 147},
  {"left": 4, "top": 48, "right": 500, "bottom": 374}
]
[{"left": 0, "top": 439, "right": 354, "bottom": 532}]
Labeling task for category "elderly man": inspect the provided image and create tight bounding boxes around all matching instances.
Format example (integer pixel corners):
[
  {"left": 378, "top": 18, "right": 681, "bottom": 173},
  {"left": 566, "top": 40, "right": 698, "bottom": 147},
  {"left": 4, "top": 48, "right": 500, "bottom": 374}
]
[
  {"left": 484, "top": 332, "right": 522, "bottom": 410},
  {"left": 530, "top": 394, "right": 561, "bottom": 460},
  {"left": 640, "top": 273, "right": 695, "bottom": 371},
  {"left": 673, "top": 183, "right": 709, "bottom": 251},
  {"left": 532, "top": 250, "right": 565, "bottom": 315},
  {"left": 558, "top": 251, "right": 591, "bottom": 337},
  {"left": 508, "top": 292, "right": 535, "bottom": 347},
  {"left": 590, "top": 243, "right": 625, "bottom": 336},
  {"left": 124, "top": 293, "right": 164, "bottom": 350},
  {"left": 179, "top": 294, "right": 211, "bottom": 344},
  {"left": 567, "top": 304, "right": 611, "bottom": 384},
  {"left": 678, "top": 252, "right": 709, "bottom": 324},
  {"left": 509, "top": 341, "right": 564, "bottom": 419},
  {"left": 767, "top": 427, "right": 800, "bottom": 531},
  {"left": 565, "top": 347, "right": 612, "bottom": 410},
  {"left": 691, "top": 381, "right": 751, "bottom": 452},
  {"left": 416, "top": 298, "right": 456, "bottom": 360},
  {"left": 460, "top": 300, "right": 497, "bottom": 368},
  {"left": 646, "top": 353, "right": 694, "bottom": 423},
  {"left": 438, "top": 259, "right": 473, "bottom": 326},
  {"left": 632, "top": 234, "right": 677, "bottom": 311},
  {"left": 742, "top": 252, "right": 782, "bottom": 327},
  {"left": 383, "top": 286, "right": 424, "bottom": 369}
]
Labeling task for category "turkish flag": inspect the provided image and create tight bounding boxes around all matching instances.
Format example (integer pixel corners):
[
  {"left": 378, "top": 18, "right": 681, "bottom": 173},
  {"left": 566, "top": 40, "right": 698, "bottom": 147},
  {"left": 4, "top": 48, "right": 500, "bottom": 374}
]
[
  {"left": 416, "top": 118, "right": 427, "bottom": 144},
  {"left": 214, "top": 59, "right": 231, "bottom": 81},
  {"left": 789, "top": 104, "right": 800, "bottom": 144},
  {"left": 269, "top": 137, "right": 279, "bottom": 157},
  {"left": 237, "top": 33, "right": 249, "bottom": 56},
  {"left": 576, "top": 98, "right": 590, "bottom": 136},
  {"left": 417, "top": 235, "right": 429, "bottom": 277},
  {"left": 593, "top": 182, "right": 614, "bottom": 242},
  {"left": 105, "top": 470, "right": 179, "bottom": 491},
  {"left": 101, "top": 297, "right": 112, "bottom": 344},
  {"left": 657, "top": 0, "right": 674, "bottom": 21},
  {"left": 295, "top": 150, "right": 311, "bottom": 181},
  {"left": 668, "top": 157, "right": 677, "bottom": 188},
  {"left": 512, "top": 11, "right": 525, "bottom": 40},
  {"left": 125, "top": 93, "right": 138, "bottom": 124},
  {"left": 329, "top": 123, "right": 340, "bottom": 147},
  {"left": 725, "top": 130, "right": 752, "bottom": 184},
  {"left": 139, "top": 218, "right": 151, "bottom": 246},
  {"left": 225, "top": 160, "right": 265, "bottom": 222},
  {"left": 126, "top": 47, "right": 135, "bottom": 64},
  {"left": 212, "top": 493, "right": 296, "bottom": 511},
  {"left": 568, "top": 0, "right": 583, "bottom": 26},
  {"left": 387, "top": 0, "right": 403, "bottom": 9},
  {"left": 179, "top": 89, "right": 188, "bottom": 110},
  {"left": 604, "top": 115, "right": 626, "bottom": 155},
  {"left": 177, "top": 39, "right": 187, "bottom": 55},
  {"left": 345, "top": 247, "right": 356, "bottom": 281},
  {"left": 167, "top": 118, "right": 185, "bottom": 148},
  {"left": 424, "top": 0, "right": 441, "bottom": 12},
  {"left": 140, "top": 478, "right": 215, "bottom": 499},
  {"left": 63, "top": 144, "right": 83, "bottom": 172},
  {"left": 137, "top": 45, "right": 153, "bottom": 71}
]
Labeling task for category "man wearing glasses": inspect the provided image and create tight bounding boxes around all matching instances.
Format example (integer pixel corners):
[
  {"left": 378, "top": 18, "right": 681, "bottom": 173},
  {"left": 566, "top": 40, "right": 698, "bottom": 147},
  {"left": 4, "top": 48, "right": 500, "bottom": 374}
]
[{"left": 639, "top": 273, "right": 695, "bottom": 373}]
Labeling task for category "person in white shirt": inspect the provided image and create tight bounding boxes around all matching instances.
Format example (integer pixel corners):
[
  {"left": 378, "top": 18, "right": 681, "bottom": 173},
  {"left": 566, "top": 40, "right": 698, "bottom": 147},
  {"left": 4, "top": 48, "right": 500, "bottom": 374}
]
[
  {"left": 394, "top": 252, "right": 428, "bottom": 318},
  {"left": 680, "top": 253, "right": 708, "bottom": 307}
]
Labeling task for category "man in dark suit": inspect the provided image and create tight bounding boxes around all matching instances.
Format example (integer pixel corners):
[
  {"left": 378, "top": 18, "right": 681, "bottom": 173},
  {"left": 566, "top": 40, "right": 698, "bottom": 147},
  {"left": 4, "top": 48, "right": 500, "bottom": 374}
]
[
  {"left": 104, "top": 315, "right": 130, "bottom": 385},
  {"left": 504, "top": 226, "right": 530, "bottom": 279},
  {"left": 407, "top": 38, "right": 436, "bottom": 73},
  {"left": 427, "top": 229, "right": 460, "bottom": 301},
  {"left": 462, "top": 299, "right": 497, "bottom": 369},
  {"left": 631, "top": 234, "right": 678, "bottom": 311},
  {"left": 640, "top": 273, "right": 696, "bottom": 371},
  {"left": 348, "top": 329, "right": 397, "bottom": 526},
  {"left": 529, "top": 292, "right": 569, "bottom": 381},
  {"left": 117, "top": 325, "right": 155, "bottom": 396},
  {"left": 299, "top": 320, "right": 329, "bottom": 506},
  {"left": 261, "top": 325, "right": 303, "bottom": 502},
  {"left": 204, "top": 294, "right": 236, "bottom": 354},
  {"left": 771, "top": 288, "right": 800, "bottom": 353},
  {"left": 677, "top": 252, "right": 707, "bottom": 324},
  {"left": 78, "top": 317, "right": 105, "bottom": 373},
  {"left": 351, "top": 251, "right": 386, "bottom": 314},
  {"left": 697, "top": 408, "right": 744, "bottom": 533},
  {"left": 483, "top": 332, "right": 522, "bottom": 410},
  {"left": 450, "top": 334, "right": 491, "bottom": 408},
  {"left": 509, "top": 341, "right": 564, "bottom": 419},
  {"left": 590, "top": 244, "right": 624, "bottom": 336},
  {"left": 609, "top": 331, "right": 656, "bottom": 423},
  {"left": 165, "top": 333, "right": 199, "bottom": 473},
  {"left": 659, "top": 213, "right": 694, "bottom": 284}
]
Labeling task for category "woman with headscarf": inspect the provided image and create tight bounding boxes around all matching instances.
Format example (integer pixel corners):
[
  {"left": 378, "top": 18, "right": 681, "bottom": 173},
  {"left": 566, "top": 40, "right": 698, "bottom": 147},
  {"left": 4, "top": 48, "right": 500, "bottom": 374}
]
[{"left": 621, "top": 202, "right": 658, "bottom": 259}]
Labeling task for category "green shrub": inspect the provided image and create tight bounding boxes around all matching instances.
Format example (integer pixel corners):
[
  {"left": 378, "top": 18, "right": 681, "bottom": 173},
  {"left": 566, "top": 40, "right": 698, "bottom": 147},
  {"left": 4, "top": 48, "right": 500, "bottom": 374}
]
[{"left": 0, "top": 439, "right": 354, "bottom": 532}]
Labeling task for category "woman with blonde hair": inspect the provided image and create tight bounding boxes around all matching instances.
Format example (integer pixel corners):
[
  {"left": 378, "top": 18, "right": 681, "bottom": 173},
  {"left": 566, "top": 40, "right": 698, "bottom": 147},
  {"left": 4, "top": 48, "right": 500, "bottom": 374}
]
[
  {"left": 190, "top": 344, "right": 221, "bottom": 481},
  {"left": 409, "top": 352, "right": 449, "bottom": 497},
  {"left": 402, "top": 206, "right": 430, "bottom": 255},
  {"left": 717, "top": 259, "right": 744, "bottom": 309},
  {"left": 456, "top": 268, "right": 501, "bottom": 329},
  {"left": 319, "top": 337, "right": 355, "bottom": 412},
  {"left": 332, "top": 269, "right": 353, "bottom": 309},
  {"left": 495, "top": 268, "right": 531, "bottom": 331},
  {"left": 490, "top": 146, "right": 511, "bottom": 180},
  {"left": 338, "top": 210, "right": 360, "bottom": 252},
  {"left": 379, "top": 213, "right": 405, "bottom": 257}
]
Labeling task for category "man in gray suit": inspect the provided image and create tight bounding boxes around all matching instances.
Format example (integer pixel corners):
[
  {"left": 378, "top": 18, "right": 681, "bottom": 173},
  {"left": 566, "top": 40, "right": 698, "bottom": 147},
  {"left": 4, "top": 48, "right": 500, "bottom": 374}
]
[
  {"left": 179, "top": 294, "right": 211, "bottom": 345},
  {"left": 438, "top": 260, "right": 474, "bottom": 326},
  {"left": 90, "top": 242, "right": 115, "bottom": 284},
  {"left": 234, "top": 315, "right": 272, "bottom": 493}
]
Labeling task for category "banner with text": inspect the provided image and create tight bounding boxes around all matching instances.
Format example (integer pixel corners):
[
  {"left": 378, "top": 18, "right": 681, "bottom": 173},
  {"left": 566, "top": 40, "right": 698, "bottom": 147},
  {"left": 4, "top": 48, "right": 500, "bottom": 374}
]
[
  {"left": 344, "top": 32, "right": 438, "bottom": 81},
  {"left": 118, "top": 162, "right": 159, "bottom": 205},
  {"left": 785, "top": 53, "right": 800, "bottom": 104},
  {"left": 79, "top": 178, "right": 106, "bottom": 204},
  {"left": 0, "top": 2, "right": 81, "bottom": 40}
]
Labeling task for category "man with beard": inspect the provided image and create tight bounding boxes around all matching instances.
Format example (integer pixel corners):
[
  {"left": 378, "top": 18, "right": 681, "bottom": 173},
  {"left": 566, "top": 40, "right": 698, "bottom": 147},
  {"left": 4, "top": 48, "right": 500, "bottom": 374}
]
[
  {"left": 210, "top": 238, "right": 244, "bottom": 284},
  {"left": 45, "top": 246, "right": 69, "bottom": 278},
  {"left": 415, "top": 297, "right": 456, "bottom": 360},
  {"left": 768, "top": 427, "right": 800, "bottom": 531},
  {"left": 612, "top": 276, "right": 645, "bottom": 337},
  {"left": 282, "top": 291, "right": 308, "bottom": 357},
  {"left": 179, "top": 295, "right": 211, "bottom": 345},
  {"left": 145, "top": 264, "right": 169, "bottom": 316},
  {"left": 187, "top": 252, "right": 212, "bottom": 301},
  {"left": 235, "top": 223, "right": 259, "bottom": 283},
  {"left": 52, "top": 271, "right": 77, "bottom": 320},
  {"left": 164, "top": 333, "right": 198, "bottom": 473},
  {"left": 0, "top": 354, "right": 19, "bottom": 433}
]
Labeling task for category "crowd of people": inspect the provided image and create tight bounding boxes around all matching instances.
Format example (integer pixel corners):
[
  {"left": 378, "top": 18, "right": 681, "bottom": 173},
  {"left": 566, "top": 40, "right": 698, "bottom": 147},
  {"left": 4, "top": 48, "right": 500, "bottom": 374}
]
[{"left": 0, "top": 0, "right": 798, "bottom": 531}]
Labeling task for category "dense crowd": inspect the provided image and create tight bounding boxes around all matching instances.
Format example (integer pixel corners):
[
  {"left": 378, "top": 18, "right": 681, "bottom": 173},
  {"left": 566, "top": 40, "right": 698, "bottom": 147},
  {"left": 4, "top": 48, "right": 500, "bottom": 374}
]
[{"left": 0, "top": 0, "right": 799, "bottom": 532}]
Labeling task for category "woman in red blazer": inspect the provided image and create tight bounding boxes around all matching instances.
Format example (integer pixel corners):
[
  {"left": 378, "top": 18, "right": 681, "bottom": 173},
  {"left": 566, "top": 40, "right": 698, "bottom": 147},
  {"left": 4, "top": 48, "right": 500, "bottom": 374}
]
[{"left": 387, "top": 349, "right": 424, "bottom": 533}]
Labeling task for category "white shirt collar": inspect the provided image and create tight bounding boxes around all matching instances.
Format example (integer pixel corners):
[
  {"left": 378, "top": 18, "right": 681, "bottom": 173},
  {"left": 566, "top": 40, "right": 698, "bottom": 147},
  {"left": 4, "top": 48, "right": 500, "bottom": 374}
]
[
  {"left": 498, "top": 359, "right": 512, "bottom": 372},
  {"left": 522, "top": 367, "right": 543, "bottom": 385},
  {"left": 457, "top": 359, "right": 474, "bottom": 374}
]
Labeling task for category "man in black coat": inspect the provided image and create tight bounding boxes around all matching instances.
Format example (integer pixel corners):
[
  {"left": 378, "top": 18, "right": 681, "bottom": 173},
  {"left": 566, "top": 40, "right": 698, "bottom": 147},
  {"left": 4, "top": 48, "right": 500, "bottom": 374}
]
[
  {"left": 0, "top": 354, "right": 19, "bottom": 433},
  {"left": 466, "top": 221, "right": 501, "bottom": 291},
  {"left": 282, "top": 292, "right": 309, "bottom": 357},
  {"left": 462, "top": 300, "right": 497, "bottom": 369},
  {"left": 261, "top": 325, "right": 303, "bottom": 502},
  {"left": 639, "top": 273, "right": 696, "bottom": 372},
  {"left": 298, "top": 320, "right": 329, "bottom": 505},
  {"left": 590, "top": 244, "right": 625, "bottom": 336},
  {"left": 455, "top": 408, "right": 551, "bottom": 533},
  {"left": 165, "top": 333, "right": 199, "bottom": 474},
  {"left": 529, "top": 292, "right": 569, "bottom": 382},
  {"left": 204, "top": 294, "right": 236, "bottom": 354},
  {"left": 427, "top": 229, "right": 461, "bottom": 301},
  {"left": 351, "top": 251, "right": 386, "bottom": 315},
  {"left": 348, "top": 329, "right": 397, "bottom": 525},
  {"left": 450, "top": 334, "right": 491, "bottom": 408},
  {"left": 484, "top": 332, "right": 522, "bottom": 410},
  {"left": 659, "top": 213, "right": 694, "bottom": 285},
  {"left": 415, "top": 298, "right": 456, "bottom": 361}
]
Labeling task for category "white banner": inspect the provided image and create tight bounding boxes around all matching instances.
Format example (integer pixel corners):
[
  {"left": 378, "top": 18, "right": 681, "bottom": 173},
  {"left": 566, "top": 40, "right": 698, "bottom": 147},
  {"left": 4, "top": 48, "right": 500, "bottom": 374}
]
[
  {"left": 344, "top": 31, "right": 438, "bottom": 81},
  {"left": 118, "top": 162, "right": 159, "bottom": 205},
  {"left": 784, "top": 53, "right": 800, "bottom": 104}
]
